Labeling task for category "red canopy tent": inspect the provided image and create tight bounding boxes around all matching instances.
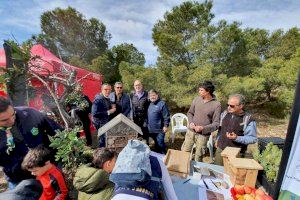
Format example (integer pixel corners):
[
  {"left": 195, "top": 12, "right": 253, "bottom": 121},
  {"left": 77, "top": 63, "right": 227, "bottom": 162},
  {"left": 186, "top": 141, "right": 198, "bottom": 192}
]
[{"left": 0, "top": 44, "right": 102, "bottom": 110}]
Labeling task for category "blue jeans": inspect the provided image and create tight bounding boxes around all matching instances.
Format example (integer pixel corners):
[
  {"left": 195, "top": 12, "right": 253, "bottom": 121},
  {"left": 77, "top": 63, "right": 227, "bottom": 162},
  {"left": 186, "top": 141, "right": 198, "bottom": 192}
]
[
  {"left": 99, "top": 134, "right": 106, "bottom": 147},
  {"left": 149, "top": 132, "right": 166, "bottom": 154}
]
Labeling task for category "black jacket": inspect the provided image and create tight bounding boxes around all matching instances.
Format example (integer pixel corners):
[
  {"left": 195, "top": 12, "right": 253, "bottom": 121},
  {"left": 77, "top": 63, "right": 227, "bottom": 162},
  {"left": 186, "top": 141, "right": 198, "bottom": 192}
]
[
  {"left": 92, "top": 94, "right": 112, "bottom": 129},
  {"left": 130, "top": 91, "right": 149, "bottom": 127},
  {"left": 0, "top": 107, "right": 62, "bottom": 183}
]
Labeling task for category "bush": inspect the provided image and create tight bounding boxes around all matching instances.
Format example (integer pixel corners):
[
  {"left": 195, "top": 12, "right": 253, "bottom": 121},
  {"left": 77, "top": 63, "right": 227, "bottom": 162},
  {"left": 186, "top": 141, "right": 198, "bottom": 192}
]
[
  {"left": 253, "top": 142, "right": 282, "bottom": 182},
  {"left": 49, "top": 127, "right": 86, "bottom": 171}
]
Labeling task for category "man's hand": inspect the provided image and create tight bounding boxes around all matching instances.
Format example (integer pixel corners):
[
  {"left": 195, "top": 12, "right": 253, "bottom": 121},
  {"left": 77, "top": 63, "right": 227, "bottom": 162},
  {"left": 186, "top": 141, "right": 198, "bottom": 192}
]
[
  {"left": 226, "top": 132, "right": 237, "bottom": 140},
  {"left": 109, "top": 107, "right": 116, "bottom": 114},
  {"left": 163, "top": 126, "right": 168, "bottom": 133},
  {"left": 189, "top": 123, "right": 196, "bottom": 129},
  {"left": 214, "top": 140, "right": 218, "bottom": 148},
  {"left": 194, "top": 125, "right": 204, "bottom": 133}
]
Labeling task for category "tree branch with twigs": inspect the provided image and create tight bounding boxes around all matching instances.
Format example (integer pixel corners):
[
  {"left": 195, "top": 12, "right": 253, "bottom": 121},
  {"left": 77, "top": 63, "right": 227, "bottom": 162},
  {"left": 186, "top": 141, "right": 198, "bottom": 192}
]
[{"left": 3, "top": 40, "right": 83, "bottom": 130}]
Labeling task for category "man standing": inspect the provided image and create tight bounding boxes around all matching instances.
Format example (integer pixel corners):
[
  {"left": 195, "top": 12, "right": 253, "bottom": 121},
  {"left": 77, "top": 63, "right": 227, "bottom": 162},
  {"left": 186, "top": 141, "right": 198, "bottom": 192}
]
[
  {"left": 92, "top": 84, "right": 116, "bottom": 147},
  {"left": 181, "top": 81, "right": 221, "bottom": 162},
  {"left": 130, "top": 80, "right": 149, "bottom": 140},
  {"left": 0, "top": 97, "right": 62, "bottom": 189},
  {"left": 109, "top": 82, "right": 131, "bottom": 118},
  {"left": 66, "top": 84, "right": 93, "bottom": 146},
  {"left": 147, "top": 90, "right": 170, "bottom": 154},
  {"left": 214, "top": 94, "right": 257, "bottom": 165}
]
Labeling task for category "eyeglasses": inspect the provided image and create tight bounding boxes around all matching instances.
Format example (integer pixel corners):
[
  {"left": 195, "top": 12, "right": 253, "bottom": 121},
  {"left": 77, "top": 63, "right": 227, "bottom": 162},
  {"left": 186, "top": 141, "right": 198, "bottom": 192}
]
[
  {"left": 116, "top": 87, "right": 123, "bottom": 89},
  {"left": 227, "top": 104, "right": 238, "bottom": 108}
]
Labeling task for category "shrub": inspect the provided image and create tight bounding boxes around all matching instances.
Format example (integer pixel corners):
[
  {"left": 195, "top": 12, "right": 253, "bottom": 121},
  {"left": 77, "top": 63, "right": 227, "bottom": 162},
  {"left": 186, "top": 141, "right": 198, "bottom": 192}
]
[
  {"left": 49, "top": 127, "right": 86, "bottom": 171},
  {"left": 253, "top": 142, "right": 282, "bottom": 182}
]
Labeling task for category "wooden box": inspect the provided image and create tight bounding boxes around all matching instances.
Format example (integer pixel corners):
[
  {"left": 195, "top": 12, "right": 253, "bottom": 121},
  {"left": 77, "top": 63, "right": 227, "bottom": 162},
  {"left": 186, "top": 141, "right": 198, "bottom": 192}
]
[
  {"left": 164, "top": 149, "right": 191, "bottom": 178},
  {"left": 221, "top": 147, "right": 241, "bottom": 174},
  {"left": 228, "top": 157, "right": 263, "bottom": 187}
]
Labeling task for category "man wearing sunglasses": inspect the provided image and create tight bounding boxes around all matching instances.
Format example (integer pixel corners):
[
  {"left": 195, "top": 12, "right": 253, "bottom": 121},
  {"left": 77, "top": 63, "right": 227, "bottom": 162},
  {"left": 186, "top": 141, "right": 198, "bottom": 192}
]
[
  {"left": 109, "top": 82, "right": 131, "bottom": 119},
  {"left": 214, "top": 94, "right": 257, "bottom": 165},
  {"left": 0, "top": 96, "right": 62, "bottom": 189}
]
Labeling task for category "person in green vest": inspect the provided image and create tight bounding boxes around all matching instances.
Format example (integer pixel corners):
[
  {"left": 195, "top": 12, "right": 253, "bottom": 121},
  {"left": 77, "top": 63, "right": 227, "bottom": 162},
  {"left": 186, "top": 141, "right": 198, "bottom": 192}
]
[{"left": 73, "top": 148, "right": 117, "bottom": 200}]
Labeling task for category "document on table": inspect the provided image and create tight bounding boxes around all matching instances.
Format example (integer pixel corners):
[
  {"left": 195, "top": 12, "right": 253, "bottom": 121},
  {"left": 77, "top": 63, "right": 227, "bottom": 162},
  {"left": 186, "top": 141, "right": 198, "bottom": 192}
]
[
  {"left": 198, "top": 178, "right": 231, "bottom": 199},
  {"left": 198, "top": 169, "right": 232, "bottom": 200}
]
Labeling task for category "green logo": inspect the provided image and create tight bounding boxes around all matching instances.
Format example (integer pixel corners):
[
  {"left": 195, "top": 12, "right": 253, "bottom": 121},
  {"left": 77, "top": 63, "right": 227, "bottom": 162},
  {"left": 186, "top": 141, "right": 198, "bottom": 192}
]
[{"left": 31, "top": 127, "right": 39, "bottom": 136}]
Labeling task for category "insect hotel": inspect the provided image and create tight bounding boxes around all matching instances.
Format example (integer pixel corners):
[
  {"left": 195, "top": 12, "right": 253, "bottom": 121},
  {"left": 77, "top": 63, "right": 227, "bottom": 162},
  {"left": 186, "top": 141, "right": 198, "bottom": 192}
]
[
  {"left": 221, "top": 147, "right": 263, "bottom": 187},
  {"left": 98, "top": 113, "right": 142, "bottom": 152}
]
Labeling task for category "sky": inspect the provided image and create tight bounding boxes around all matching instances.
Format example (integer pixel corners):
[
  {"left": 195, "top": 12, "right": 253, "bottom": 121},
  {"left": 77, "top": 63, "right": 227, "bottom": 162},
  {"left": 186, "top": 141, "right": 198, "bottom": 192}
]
[{"left": 0, "top": 0, "right": 300, "bottom": 66}]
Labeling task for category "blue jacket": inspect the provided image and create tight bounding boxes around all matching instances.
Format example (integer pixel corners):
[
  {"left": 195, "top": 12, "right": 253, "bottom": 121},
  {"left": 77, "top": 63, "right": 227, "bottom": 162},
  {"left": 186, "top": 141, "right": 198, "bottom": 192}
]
[
  {"left": 92, "top": 94, "right": 112, "bottom": 129},
  {"left": 234, "top": 121, "right": 257, "bottom": 144},
  {"left": 0, "top": 107, "right": 62, "bottom": 183},
  {"left": 147, "top": 99, "right": 170, "bottom": 133},
  {"left": 109, "top": 92, "right": 131, "bottom": 118}
]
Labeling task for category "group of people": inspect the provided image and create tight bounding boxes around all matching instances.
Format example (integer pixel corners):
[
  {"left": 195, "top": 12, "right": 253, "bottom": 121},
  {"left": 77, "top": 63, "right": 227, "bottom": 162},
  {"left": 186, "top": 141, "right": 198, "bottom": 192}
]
[
  {"left": 0, "top": 95, "right": 176, "bottom": 200},
  {"left": 181, "top": 81, "right": 257, "bottom": 165},
  {"left": 0, "top": 96, "right": 67, "bottom": 199},
  {"left": 92, "top": 80, "right": 170, "bottom": 154},
  {"left": 0, "top": 79, "right": 258, "bottom": 199},
  {"left": 91, "top": 79, "right": 257, "bottom": 163},
  {"left": 73, "top": 140, "right": 177, "bottom": 200}
]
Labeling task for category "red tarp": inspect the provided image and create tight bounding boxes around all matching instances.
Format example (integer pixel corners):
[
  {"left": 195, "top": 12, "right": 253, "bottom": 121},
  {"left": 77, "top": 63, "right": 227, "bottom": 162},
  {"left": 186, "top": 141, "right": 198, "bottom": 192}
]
[{"left": 0, "top": 44, "right": 102, "bottom": 110}]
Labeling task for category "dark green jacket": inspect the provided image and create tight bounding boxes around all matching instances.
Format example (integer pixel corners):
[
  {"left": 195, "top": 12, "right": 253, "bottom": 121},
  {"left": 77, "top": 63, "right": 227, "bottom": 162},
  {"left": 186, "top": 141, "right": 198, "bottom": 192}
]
[{"left": 73, "top": 164, "right": 114, "bottom": 200}]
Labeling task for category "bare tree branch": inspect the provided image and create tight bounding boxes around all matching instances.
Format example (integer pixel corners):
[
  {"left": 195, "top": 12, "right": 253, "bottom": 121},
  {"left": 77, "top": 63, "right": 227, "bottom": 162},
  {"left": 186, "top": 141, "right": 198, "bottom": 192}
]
[
  {"left": 76, "top": 72, "right": 92, "bottom": 83},
  {"left": 31, "top": 71, "right": 71, "bottom": 130}
]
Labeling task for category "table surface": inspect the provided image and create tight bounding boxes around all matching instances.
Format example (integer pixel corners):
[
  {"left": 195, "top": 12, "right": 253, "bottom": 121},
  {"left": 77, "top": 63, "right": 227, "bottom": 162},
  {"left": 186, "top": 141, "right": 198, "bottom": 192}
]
[{"left": 172, "top": 161, "right": 224, "bottom": 200}]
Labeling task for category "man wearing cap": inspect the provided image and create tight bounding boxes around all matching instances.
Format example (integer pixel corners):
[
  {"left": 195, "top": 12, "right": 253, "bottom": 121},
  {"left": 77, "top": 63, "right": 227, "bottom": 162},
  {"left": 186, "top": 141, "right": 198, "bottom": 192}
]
[{"left": 214, "top": 94, "right": 257, "bottom": 165}]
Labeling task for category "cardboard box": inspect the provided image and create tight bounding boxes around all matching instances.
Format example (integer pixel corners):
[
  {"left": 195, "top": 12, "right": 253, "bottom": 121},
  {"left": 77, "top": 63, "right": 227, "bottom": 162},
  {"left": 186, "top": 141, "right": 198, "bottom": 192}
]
[
  {"left": 164, "top": 149, "right": 191, "bottom": 178},
  {"left": 228, "top": 157, "right": 263, "bottom": 187},
  {"left": 221, "top": 147, "right": 241, "bottom": 175}
]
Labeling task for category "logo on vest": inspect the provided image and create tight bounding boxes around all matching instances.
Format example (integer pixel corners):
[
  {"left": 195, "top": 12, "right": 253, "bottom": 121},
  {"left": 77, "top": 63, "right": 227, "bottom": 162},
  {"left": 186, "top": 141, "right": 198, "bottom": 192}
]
[{"left": 31, "top": 127, "right": 39, "bottom": 136}]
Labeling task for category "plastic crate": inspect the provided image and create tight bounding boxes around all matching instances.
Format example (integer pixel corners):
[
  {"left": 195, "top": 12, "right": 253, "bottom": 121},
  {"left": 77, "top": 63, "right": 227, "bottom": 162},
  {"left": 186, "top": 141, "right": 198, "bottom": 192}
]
[{"left": 258, "top": 137, "right": 285, "bottom": 152}]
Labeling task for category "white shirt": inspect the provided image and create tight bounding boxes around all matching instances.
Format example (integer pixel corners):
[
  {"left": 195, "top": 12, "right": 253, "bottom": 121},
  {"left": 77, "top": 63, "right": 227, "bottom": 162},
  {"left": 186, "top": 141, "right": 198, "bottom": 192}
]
[{"left": 112, "top": 154, "right": 178, "bottom": 200}]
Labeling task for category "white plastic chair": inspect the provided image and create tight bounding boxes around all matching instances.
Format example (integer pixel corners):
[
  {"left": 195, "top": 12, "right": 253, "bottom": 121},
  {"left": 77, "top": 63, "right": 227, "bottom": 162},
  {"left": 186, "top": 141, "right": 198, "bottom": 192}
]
[
  {"left": 207, "top": 134, "right": 214, "bottom": 161},
  {"left": 171, "top": 113, "right": 188, "bottom": 143}
]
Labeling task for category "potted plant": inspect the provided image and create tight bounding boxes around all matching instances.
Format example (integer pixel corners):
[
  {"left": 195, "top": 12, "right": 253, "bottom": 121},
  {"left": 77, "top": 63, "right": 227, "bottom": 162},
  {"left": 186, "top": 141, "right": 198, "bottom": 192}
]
[{"left": 253, "top": 142, "right": 282, "bottom": 196}]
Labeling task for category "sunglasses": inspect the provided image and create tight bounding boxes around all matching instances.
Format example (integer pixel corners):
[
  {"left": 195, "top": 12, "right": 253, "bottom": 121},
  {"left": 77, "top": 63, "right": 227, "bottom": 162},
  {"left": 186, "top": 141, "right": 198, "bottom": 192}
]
[
  {"left": 227, "top": 104, "right": 238, "bottom": 108},
  {"left": 116, "top": 87, "right": 123, "bottom": 89}
]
